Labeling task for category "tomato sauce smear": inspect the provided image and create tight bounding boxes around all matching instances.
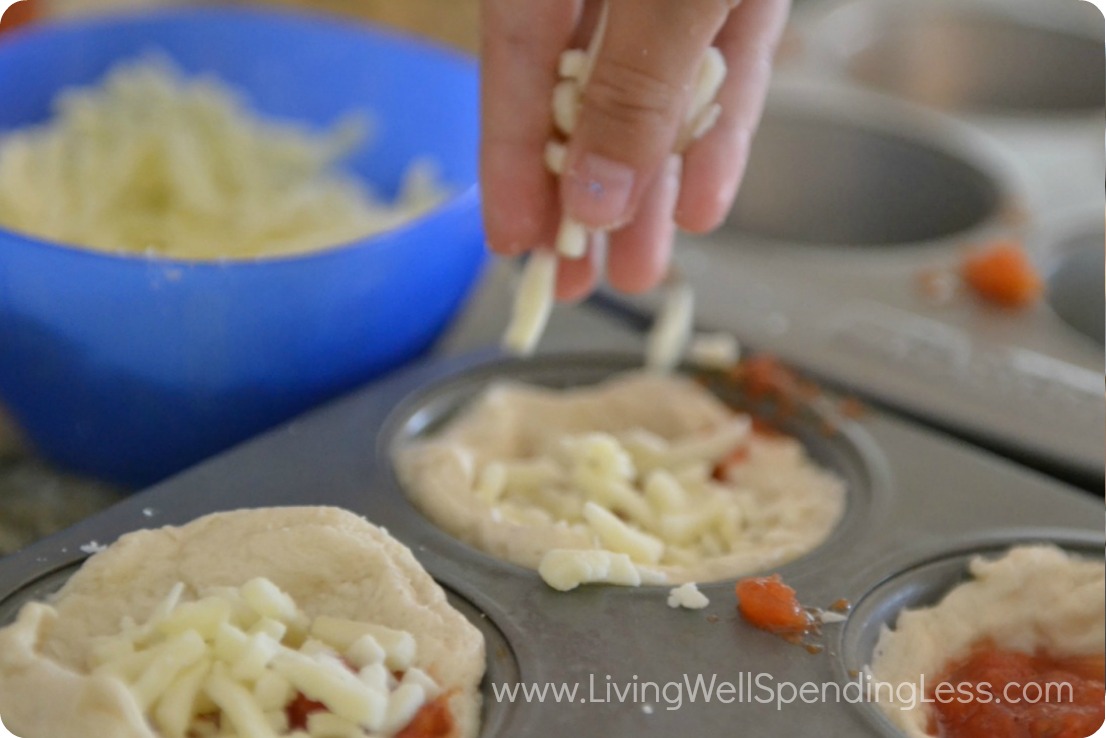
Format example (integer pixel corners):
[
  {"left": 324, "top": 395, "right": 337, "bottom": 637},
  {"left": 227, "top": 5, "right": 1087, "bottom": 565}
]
[
  {"left": 961, "top": 240, "right": 1043, "bottom": 310},
  {"left": 286, "top": 693, "right": 329, "bottom": 731},
  {"left": 286, "top": 693, "right": 454, "bottom": 737},
  {"left": 395, "top": 695, "right": 455, "bottom": 738},
  {"left": 928, "top": 642, "right": 1105, "bottom": 738},
  {"left": 711, "top": 419, "right": 789, "bottom": 481},
  {"left": 735, "top": 574, "right": 814, "bottom": 636}
]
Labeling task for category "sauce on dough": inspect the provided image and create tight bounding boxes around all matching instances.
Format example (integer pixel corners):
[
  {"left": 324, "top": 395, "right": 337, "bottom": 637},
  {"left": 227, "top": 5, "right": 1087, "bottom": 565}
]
[{"left": 928, "top": 643, "right": 1104, "bottom": 738}]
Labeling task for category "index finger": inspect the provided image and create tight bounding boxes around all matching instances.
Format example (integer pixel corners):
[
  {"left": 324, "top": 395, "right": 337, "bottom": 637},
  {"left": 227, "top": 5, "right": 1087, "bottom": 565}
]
[{"left": 480, "top": 0, "right": 581, "bottom": 256}]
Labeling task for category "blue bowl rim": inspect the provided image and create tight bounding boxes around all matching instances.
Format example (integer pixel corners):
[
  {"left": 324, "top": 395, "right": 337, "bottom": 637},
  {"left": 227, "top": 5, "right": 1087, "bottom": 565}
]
[{"left": 0, "top": 5, "right": 484, "bottom": 272}]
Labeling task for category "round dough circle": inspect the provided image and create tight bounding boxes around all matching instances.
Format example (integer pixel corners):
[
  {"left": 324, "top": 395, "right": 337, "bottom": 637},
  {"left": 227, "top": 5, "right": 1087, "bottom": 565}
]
[{"left": 0, "top": 506, "right": 485, "bottom": 738}]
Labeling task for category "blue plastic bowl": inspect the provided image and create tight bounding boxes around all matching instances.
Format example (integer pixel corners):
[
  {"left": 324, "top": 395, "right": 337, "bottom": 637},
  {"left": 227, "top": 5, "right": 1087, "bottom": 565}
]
[{"left": 0, "top": 8, "right": 486, "bottom": 488}]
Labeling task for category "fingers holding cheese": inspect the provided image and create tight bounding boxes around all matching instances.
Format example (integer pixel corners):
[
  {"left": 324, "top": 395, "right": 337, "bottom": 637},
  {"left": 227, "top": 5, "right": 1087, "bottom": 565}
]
[
  {"left": 605, "top": 155, "right": 682, "bottom": 295},
  {"left": 677, "top": 0, "right": 792, "bottom": 233},
  {"left": 479, "top": 0, "right": 578, "bottom": 258},
  {"left": 559, "top": 0, "right": 730, "bottom": 232}
]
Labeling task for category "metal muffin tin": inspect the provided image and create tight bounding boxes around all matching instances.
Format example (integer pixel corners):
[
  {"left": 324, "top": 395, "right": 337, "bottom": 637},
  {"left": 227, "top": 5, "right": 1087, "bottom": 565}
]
[
  {"left": 838, "top": 530, "right": 1104, "bottom": 737},
  {"left": 597, "top": 0, "right": 1104, "bottom": 486},
  {"left": 1044, "top": 213, "right": 1106, "bottom": 349},
  {"left": 0, "top": 351, "right": 1101, "bottom": 736},
  {"left": 802, "top": 0, "right": 1105, "bottom": 117},
  {"left": 796, "top": 0, "right": 1105, "bottom": 218},
  {"left": 723, "top": 85, "right": 1014, "bottom": 248}
]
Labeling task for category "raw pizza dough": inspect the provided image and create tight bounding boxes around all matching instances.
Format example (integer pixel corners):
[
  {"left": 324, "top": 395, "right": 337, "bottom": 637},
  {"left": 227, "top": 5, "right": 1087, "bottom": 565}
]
[
  {"left": 398, "top": 372, "right": 846, "bottom": 584},
  {"left": 0, "top": 506, "right": 485, "bottom": 738}
]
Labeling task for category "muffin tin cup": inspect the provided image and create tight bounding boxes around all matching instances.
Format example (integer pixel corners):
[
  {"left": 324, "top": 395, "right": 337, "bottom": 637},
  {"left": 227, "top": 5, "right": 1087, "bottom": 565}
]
[
  {"left": 1040, "top": 211, "right": 1106, "bottom": 349},
  {"left": 834, "top": 529, "right": 1105, "bottom": 738},
  {"left": 800, "top": 0, "right": 1106, "bottom": 119},
  {"left": 722, "top": 82, "right": 1015, "bottom": 248},
  {"left": 0, "top": 351, "right": 1100, "bottom": 736},
  {"left": 383, "top": 353, "right": 895, "bottom": 584},
  {"left": 792, "top": 0, "right": 1105, "bottom": 220}
]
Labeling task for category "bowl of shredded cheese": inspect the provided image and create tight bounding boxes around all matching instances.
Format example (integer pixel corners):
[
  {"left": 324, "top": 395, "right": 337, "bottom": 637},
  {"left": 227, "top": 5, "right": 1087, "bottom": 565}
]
[{"left": 0, "top": 8, "right": 485, "bottom": 487}]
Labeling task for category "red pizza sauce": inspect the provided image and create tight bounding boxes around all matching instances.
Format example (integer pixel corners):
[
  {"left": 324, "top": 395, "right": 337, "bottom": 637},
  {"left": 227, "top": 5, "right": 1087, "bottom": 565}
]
[
  {"left": 285, "top": 665, "right": 455, "bottom": 738},
  {"left": 395, "top": 695, "right": 455, "bottom": 738},
  {"left": 735, "top": 574, "right": 814, "bottom": 636},
  {"left": 738, "top": 355, "right": 803, "bottom": 401},
  {"left": 928, "top": 642, "right": 1105, "bottom": 738},
  {"left": 285, "top": 692, "right": 328, "bottom": 731},
  {"left": 961, "top": 240, "right": 1043, "bottom": 310},
  {"left": 710, "top": 418, "right": 788, "bottom": 480}
]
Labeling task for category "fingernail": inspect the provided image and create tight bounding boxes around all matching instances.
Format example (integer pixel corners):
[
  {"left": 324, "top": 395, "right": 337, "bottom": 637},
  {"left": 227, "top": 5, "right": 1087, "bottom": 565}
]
[{"left": 562, "top": 153, "right": 635, "bottom": 229}]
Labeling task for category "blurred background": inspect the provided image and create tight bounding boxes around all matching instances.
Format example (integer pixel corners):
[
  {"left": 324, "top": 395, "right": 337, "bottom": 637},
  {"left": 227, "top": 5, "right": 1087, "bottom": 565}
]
[{"left": 46, "top": 0, "right": 482, "bottom": 51}]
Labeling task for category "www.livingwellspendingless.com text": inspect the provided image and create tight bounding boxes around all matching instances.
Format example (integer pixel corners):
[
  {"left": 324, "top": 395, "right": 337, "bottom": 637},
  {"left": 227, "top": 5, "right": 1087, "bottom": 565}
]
[{"left": 491, "top": 672, "right": 1078, "bottom": 713}]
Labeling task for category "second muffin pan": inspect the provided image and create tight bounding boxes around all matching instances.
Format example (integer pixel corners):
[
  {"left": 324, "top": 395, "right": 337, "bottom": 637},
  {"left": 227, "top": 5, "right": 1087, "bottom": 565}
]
[{"left": 596, "top": 0, "right": 1104, "bottom": 485}]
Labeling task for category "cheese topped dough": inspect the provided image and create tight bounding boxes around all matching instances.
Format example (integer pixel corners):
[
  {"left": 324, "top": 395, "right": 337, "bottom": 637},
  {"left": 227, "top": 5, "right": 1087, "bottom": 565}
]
[
  {"left": 398, "top": 373, "right": 845, "bottom": 587},
  {"left": 0, "top": 507, "right": 485, "bottom": 738}
]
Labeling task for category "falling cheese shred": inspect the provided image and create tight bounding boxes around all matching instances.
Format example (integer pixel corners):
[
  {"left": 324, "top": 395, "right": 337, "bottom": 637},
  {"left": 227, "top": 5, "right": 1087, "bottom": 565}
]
[
  {"left": 88, "top": 578, "right": 441, "bottom": 738},
  {"left": 688, "top": 332, "right": 741, "bottom": 370},
  {"left": 645, "top": 275, "right": 696, "bottom": 372},
  {"left": 502, "top": 250, "right": 559, "bottom": 355}
]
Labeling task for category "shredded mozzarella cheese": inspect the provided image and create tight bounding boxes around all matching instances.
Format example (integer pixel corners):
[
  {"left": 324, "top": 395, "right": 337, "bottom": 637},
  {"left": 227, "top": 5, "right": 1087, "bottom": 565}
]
[
  {"left": 498, "top": 422, "right": 760, "bottom": 591},
  {"left": 88, "top": 578, "right": 440, "bottom": 738},
  {"left": 645, "top": 275, "right": 695, "bottom": 372},
  {"left": 688, "top": 332, "right": 741, "bottom": 370},
  {"left": 538, "top": 549, "right": 649, "bottom": 592},
  {"left": 0, "top": 59, "right": 447, "bottom": 260},
  {"left": 667, "top": 582, "right": 710, "bottom": 610},
  {"left": 502, "top": 250, "right": 559, "bottom": 355}
]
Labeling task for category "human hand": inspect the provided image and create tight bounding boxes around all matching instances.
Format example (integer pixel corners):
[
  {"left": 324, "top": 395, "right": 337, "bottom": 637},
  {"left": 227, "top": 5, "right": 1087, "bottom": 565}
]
[{"left": 481, "top": 0, "right": 791, "bottom": 300}]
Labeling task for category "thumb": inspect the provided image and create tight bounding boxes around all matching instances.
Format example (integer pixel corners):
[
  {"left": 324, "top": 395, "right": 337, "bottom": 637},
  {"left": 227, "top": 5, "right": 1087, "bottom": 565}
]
[{"left": 561, "top": 0, "right": 729, "bottom": 230}]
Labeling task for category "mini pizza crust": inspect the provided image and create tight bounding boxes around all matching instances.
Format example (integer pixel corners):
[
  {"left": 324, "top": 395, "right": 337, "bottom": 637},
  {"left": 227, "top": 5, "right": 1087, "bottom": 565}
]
[
  {"left": 868, "top": 544, "right": 1105, "bottom": 738},
  {"left": 398, "top": 373, "right": 845, "bottom": 583},
  {"left": 0, "top": 506, "right": 485, "bottom": 738}
]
